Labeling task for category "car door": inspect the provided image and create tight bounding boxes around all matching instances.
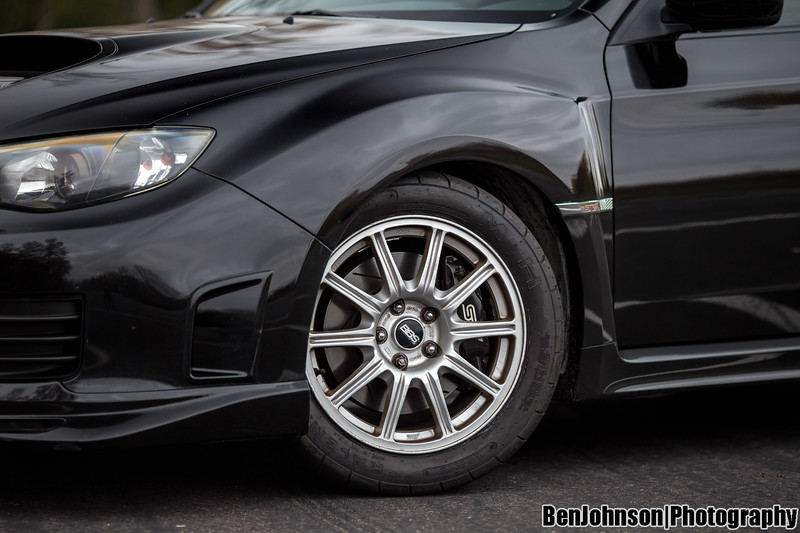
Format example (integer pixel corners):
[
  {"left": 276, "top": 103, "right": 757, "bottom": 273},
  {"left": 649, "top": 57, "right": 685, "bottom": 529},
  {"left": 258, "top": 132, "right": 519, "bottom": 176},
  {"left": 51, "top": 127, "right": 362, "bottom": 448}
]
[{"left": 606, "top": 0, "right": 800, "bottom": 349}]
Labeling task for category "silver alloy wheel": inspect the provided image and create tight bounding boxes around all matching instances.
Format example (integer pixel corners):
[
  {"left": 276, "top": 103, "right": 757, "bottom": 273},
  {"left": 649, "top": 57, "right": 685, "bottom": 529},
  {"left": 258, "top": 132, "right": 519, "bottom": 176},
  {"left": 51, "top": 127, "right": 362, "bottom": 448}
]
[{"left": 307, "top": 216, "right": 526, "bottom": 454}]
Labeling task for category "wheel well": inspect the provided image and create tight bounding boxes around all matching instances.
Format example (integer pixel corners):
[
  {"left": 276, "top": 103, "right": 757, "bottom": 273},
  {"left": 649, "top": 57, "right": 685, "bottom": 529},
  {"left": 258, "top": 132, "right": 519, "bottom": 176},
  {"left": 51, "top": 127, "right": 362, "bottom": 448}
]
[{"left": 422, "top": 160, "right": 584, "bottom": 399}]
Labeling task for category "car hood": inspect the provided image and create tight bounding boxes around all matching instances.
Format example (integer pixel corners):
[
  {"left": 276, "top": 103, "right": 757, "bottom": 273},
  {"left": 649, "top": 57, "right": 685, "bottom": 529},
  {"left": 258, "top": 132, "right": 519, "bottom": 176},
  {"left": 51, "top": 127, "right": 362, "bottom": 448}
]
[{"left": 0, "top": 16, "right": 518, "bottom": 142}]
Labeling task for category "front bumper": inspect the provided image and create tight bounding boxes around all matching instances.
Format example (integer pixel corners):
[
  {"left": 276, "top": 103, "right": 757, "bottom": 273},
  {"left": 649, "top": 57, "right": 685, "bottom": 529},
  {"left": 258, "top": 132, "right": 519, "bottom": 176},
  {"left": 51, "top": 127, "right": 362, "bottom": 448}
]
[{"left": 0, "top": 168, "right": 325, "bottom": 444}]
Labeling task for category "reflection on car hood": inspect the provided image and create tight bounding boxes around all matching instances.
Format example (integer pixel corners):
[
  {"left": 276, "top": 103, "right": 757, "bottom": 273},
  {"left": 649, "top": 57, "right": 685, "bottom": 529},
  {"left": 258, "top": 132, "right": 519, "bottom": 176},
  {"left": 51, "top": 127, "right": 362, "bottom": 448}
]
[{"left": 0, "top": 16, "right": 518, "bottom": 142}]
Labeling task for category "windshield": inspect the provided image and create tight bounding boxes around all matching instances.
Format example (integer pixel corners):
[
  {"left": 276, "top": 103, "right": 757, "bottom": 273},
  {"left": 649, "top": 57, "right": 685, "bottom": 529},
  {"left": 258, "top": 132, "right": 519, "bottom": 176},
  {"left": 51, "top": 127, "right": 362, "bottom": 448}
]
[{"left": 206, "top": 0, "right": 582, "bottom": 23}]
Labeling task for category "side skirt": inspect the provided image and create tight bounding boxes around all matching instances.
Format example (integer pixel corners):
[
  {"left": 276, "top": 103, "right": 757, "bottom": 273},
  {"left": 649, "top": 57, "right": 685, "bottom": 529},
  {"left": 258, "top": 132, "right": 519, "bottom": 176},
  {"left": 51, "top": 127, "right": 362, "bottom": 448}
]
[{"left": 573, "top": 336, "right": 800, "bottom": 399}]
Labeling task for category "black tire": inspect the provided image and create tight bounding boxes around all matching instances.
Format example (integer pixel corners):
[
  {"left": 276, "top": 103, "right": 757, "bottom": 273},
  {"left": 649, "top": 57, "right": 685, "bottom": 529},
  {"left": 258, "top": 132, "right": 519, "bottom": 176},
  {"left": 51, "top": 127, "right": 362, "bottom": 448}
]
[{"left": 300, "top": 171, "right": 567, "bottom": 494}]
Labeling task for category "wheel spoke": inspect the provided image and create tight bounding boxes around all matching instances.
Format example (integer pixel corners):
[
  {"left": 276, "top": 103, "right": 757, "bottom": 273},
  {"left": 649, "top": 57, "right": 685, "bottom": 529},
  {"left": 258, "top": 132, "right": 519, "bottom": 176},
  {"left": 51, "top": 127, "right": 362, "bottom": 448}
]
[
  {"left": 443, "top": 353, "right": 502, "bottom": 397},
  {"left": 450, "top": 319, "right": 517, "bottom": 340},
  {"left": 322, "top": 271, "right": 382, "bottom": 317},
  {"left": 378, "top": 373, "right": 408, "bottom": 441},
  {"left": 416, "top": 227, "right": 446, "bottom": 294},
  {"left": 422, "top": 371, "right": 455, "bottom": 437},
  {"left": 370, "top": 232, "right": 405, "bottom": 297},
  {"left": 329, "top": 356, "right": 385, "bottom": 408},
  {"left": 308, "top": 328, "right": 375, "bottom": 349},
  {"left": 441, "top": 262, "right": 496, "bottom": 312}
]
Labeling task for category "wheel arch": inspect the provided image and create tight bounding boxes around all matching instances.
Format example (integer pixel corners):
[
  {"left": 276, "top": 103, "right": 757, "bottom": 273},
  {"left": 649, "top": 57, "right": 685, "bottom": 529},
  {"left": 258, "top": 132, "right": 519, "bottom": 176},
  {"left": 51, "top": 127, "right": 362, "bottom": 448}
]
[
  {"left": 323, "top": 139, "right": 609, "bottom": 401},
  {"left": 421, "top": 160, "right": 586, "bottom": 395},
  {"left": 307, "top": 127, "right": 614, "bottom": 400}
]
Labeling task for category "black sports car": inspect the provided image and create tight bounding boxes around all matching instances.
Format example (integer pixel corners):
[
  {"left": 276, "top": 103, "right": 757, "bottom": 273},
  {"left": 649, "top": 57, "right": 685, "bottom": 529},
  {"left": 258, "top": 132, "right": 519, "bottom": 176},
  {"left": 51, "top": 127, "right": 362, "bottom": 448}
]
[{"left": 0, "top": 0, "right": 797, "bottom": 493}]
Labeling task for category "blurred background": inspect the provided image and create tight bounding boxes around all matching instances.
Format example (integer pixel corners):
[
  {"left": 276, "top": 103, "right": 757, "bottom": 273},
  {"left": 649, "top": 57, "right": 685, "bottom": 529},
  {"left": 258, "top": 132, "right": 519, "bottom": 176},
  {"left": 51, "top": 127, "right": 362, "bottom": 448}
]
[{"left": 1, "top": 0, "right": 202, "bottom": 34}]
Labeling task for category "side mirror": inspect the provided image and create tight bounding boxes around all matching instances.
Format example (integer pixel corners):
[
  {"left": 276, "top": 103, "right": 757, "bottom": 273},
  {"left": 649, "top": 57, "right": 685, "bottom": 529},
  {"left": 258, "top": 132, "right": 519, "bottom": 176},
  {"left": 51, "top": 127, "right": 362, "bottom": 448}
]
[{"left": 664, "top": 0, "right": 783, "bottom": 31}]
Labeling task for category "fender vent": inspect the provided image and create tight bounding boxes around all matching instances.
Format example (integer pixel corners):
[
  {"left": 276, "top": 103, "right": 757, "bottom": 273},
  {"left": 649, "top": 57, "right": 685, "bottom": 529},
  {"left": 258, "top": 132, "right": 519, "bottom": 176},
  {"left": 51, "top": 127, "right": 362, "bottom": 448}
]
[{"left": 0, "top": 299, "right": 82, "bottom": 380}]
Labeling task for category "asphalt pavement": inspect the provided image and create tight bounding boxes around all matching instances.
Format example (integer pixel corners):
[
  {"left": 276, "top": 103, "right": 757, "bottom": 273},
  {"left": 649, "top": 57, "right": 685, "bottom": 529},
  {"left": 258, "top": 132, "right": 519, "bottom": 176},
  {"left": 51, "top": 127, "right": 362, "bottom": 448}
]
[{"left": 1, "top": 382, "right": 797, "bottom": 532}]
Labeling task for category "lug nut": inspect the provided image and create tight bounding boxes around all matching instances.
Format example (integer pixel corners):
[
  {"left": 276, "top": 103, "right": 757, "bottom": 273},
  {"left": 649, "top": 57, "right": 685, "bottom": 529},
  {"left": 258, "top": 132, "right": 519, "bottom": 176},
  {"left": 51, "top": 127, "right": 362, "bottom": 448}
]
[
  {"left": 422, "top": 341, "right": 440, "bottom": 358},
  {"left": 392, "top": 353, "right": 408, "bottom": 370},
  {"left": 421, "top": 307, "right": 438, "bottom": 323},
  {"left": 376, "top": 327, "right": 388, "bottom": 344},
  {"left": 390, "top": 299, "right": 406, "bottom": 315}
]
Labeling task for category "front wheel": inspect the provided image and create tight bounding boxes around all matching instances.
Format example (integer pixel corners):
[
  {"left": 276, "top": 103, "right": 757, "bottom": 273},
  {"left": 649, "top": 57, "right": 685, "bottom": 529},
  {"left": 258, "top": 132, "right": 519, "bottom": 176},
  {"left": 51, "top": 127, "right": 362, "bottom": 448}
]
[{"left": 300, "top": 173, "right": 567, "bottom": 493}]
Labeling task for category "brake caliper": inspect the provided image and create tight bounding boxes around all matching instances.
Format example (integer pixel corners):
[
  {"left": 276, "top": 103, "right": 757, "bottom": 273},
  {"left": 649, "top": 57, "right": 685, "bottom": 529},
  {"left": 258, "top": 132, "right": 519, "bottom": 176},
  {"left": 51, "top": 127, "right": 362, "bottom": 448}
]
[{"left": 440, "top": 255, "right": 492, "bottom": 373}]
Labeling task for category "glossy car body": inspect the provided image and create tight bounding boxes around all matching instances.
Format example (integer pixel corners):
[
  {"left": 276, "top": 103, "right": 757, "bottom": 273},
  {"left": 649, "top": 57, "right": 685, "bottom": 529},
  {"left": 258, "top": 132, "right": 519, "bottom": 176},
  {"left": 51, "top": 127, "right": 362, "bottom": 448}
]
[{"left": 0, "top": 0, "right": 797, "bottom": 487}]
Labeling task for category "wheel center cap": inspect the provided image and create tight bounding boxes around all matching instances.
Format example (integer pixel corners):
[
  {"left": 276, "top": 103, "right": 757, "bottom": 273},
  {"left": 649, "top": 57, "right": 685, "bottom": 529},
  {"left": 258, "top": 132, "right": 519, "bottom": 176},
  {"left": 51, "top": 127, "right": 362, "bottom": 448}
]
[{"left": 395, "top": 319, "right": 424, "bottom": 349}]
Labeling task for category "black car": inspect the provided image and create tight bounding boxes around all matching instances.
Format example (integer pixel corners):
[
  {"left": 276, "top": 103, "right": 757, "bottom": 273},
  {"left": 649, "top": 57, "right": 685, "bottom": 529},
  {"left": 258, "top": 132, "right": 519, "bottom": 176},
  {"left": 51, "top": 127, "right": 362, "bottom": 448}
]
[{"left": 0, "top": 0, "right": 797, "bottom": 493}]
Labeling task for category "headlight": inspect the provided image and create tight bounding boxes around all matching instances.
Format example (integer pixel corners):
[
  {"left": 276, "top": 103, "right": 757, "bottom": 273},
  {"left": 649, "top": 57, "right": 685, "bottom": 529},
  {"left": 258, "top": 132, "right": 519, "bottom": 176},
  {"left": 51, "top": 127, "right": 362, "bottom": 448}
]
[{"left": 0, "top": 128, "right": 214, "bottom": 210}]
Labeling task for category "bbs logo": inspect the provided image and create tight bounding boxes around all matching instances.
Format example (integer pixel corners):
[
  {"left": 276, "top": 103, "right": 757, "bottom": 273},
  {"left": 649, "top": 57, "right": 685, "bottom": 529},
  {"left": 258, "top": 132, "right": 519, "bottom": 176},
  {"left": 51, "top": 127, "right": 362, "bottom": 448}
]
[{"left": 399, "top": 324, "right": 420, "bottom": 344}]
